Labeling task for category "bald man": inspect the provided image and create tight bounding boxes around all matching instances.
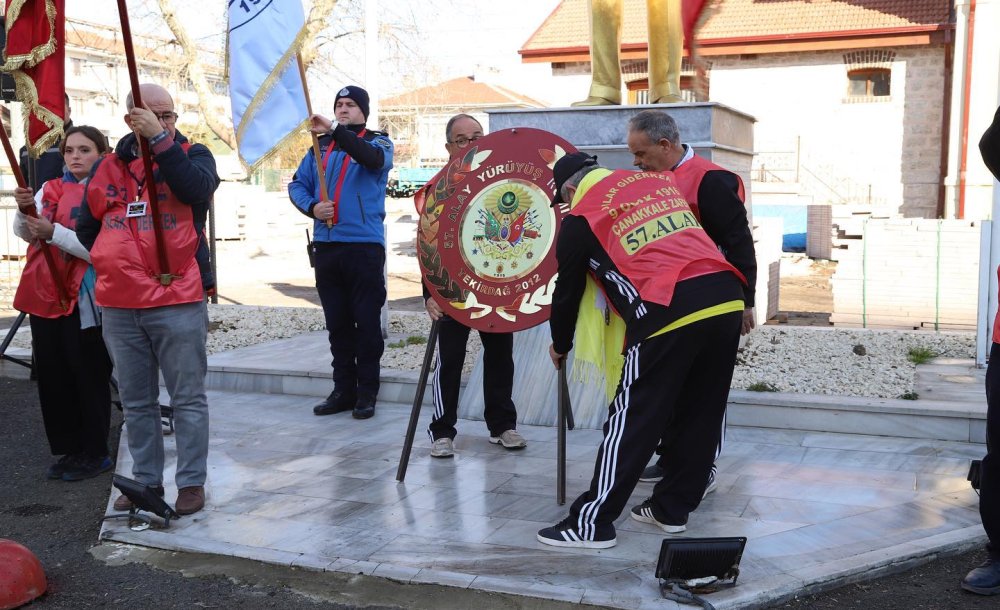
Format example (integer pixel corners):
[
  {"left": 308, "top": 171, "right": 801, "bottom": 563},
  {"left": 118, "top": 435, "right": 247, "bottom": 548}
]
[{"left": 77, "top": 83, "right": 220, "bottom": 517}]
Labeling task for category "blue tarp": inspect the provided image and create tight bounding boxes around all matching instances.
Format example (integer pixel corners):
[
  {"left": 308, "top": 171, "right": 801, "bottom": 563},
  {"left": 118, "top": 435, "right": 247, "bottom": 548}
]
[{"left": 754, "top": 204, "right": 807, "bottom": 251}]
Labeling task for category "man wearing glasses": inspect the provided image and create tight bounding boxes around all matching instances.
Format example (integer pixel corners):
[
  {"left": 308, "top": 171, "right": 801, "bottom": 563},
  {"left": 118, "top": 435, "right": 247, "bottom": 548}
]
[
  {"left": 77, "top": 83, "right": 219, "bottom": 517},
  {"left": 418, "top": 114, "right": 525, "bottom": 458}
]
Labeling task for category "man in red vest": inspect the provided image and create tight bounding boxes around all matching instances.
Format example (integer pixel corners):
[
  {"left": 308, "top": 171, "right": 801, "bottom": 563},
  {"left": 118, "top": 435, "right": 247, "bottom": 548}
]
[
  {"left": 626, "top": 109, "right": 756, "bottom": 495},
  {"left": 537, "top": 153, "right": 746, "bottom": 548},
  {"left": 76, "top": 83, "right": 218, "bottom": 517},
  {"left": 963, "top": 105, "right": 1000, "bottom": 596}
]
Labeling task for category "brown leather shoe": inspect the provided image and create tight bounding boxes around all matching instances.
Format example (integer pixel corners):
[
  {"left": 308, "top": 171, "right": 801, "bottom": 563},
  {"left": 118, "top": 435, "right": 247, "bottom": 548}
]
[
  {"left": 175, "top": 486, "right": 205, "bottom": 515},
  {"left": 113, "top": 484, "right": 164, "bottom": 512},
  {"left": 113, "top": 494, "right": 134, "bottom": 511}
]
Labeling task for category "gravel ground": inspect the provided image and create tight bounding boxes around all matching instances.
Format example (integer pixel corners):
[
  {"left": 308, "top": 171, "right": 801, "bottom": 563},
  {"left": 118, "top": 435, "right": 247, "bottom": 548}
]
[{"left": 3, "top": 307, "right": 975, "bottom": 397}]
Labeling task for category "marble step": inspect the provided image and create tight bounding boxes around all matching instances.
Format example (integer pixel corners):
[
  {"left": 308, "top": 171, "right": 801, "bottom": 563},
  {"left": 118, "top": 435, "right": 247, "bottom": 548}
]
[{"left": 204, "top": 357, "right": 986, "bottom": 444}]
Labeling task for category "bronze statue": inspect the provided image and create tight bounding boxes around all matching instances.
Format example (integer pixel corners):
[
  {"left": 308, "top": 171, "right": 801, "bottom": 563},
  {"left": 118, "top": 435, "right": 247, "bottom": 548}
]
[{"left": 574, "top": 0, "right": 683, "bottom": 106}]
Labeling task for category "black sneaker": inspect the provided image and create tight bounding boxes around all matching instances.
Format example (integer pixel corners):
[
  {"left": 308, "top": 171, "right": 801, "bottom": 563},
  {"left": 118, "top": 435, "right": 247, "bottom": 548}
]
[
  {"left": 313, "top": 389, "right": 356, "bottom": 416},
  {"left": 962, "top": 558, "right": 1000, "bottom": 595},
  {"left": 46, "top": 454, "right": 78, "bottom": 480},
  {"left": 353, "top": 395, "right": 376, "bottom": 420},
  {"left": 638, "top": 463, "right": 664, "bottom": 482},
  {"left": 630, "top": 498, "right": 686, "bottom": 533},
  {"left": 537, "top": 516, "right": 616, "bottom": 549},
  {"left": 62, "top": 455, "right": 113, "bottom": 482}
]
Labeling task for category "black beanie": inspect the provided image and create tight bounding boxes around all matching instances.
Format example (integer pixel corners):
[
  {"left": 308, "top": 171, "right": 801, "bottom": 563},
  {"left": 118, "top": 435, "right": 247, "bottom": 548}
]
[{"left": 335, "top": 85, "right": 370, "bottom": 121}]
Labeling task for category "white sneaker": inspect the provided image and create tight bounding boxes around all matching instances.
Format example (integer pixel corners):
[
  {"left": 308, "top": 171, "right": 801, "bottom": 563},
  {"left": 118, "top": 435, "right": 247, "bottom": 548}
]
[
  {"left": 430, "top": 437, "right": 454, "bottom": 458},
  {"left": 489, "top": 429, "right": 527, "bottom": 449}
]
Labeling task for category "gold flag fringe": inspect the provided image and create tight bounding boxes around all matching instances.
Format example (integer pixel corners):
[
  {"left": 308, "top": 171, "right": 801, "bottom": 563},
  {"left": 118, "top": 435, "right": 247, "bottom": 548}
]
[{"left": 1, "top": 0, "right": 64, "bottom": 158}]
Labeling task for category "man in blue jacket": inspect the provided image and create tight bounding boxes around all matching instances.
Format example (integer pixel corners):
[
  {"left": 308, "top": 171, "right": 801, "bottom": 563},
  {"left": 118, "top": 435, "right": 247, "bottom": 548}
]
[{"left": 288, "top": 85, "right": 393, "bottom": 420}]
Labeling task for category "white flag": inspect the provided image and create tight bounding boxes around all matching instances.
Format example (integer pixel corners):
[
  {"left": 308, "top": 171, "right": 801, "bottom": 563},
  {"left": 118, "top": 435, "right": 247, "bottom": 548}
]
[{"left": 227, "top": 1, "right": 309, "bottom": 170}]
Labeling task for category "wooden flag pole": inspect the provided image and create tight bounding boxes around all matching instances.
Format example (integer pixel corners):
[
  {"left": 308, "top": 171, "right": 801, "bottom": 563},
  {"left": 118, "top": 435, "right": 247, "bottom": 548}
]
[
  {"left": 296, "top": 53, "right": 333, "bottom": 228},
  {"left": 116, "top": 0, "right": 172, "bottom": 286},
  {"left": 0, "top": 124, "right": 70, "bottom": 311}
]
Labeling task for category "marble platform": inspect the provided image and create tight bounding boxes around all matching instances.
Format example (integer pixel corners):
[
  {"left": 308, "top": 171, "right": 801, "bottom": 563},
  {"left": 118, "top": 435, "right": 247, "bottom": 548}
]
[
  {"left": 205, "top": 332, "right": 988, "bottom": 443},
  {"left": 99, "top": 379, "right": 987, "bottom": 609}
]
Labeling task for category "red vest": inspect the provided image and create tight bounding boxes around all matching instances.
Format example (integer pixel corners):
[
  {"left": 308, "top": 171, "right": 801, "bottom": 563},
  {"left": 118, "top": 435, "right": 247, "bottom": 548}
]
[
  {"left": 672, "top": 154, "right": 746, "bottom": 220},
  {"left": 993, "top": 266, "right": 1000, "bottom": 344},
  {"left": 87, "top": 145, "right": 203, "bottom": 308},
  {"left": 14, "top": 181, "right": 90, "bottom": 318},
  {"left": 572, "top": 170, "right": 745, "bottom": 308}
]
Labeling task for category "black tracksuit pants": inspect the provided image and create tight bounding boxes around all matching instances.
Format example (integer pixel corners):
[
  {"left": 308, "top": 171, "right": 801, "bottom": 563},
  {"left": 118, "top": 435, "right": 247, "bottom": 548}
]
[
  {"left": 29, "top": 309, "right": 113, "bottom": 458},
  {"left": 427, "top": 316, "right": 516, "bottom": 440},
  {"left": 569, "top": 310, "right": 742, "bottom": 530},
  {"left": 982, "top": 343, "right": 1000, "bottom": 559},
  {"left": 314, "top": 242, "right": 386, "bottom": 399}
]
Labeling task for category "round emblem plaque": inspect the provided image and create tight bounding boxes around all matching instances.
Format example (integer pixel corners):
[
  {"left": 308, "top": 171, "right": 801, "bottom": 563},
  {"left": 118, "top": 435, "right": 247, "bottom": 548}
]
[{"left": 416, "top": 128, "right": 577, "bottom": 333}]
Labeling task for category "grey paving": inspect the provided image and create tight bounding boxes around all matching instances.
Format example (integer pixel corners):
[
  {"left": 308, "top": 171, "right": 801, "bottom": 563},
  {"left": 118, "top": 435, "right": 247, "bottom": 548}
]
[{"left": 99, "top": 349, "right": 989, "bottom": 609}]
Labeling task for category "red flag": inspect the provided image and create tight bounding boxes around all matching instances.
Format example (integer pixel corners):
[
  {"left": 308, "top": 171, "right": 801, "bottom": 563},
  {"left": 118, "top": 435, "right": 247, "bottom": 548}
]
[
  {"left": 682, "top": 0, "right": 711, "bottom": 50},
  {"left": 2, "top": 0, "right": 65, "bottom": 157}
]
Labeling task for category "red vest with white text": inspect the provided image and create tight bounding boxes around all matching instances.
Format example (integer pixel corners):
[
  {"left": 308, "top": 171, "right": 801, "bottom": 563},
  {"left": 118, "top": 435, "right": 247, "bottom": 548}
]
[
  {"left": 14, "top": 181, "right": 90, "bottom": 318},
  {"left": 571, "top": 170, "right": 745, "bottom": 308},
  {"left": 86, "top": 145, "right": 203, "bottom": 308},
  {"left": 671, "top": 154, "right": 746, "bottom": 221}
]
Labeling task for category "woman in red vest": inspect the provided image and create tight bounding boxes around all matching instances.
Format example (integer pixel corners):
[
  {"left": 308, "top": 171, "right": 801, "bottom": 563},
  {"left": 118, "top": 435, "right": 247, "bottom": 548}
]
[{"left": 12, "top": 125, "right": 114, "bottom": 482}]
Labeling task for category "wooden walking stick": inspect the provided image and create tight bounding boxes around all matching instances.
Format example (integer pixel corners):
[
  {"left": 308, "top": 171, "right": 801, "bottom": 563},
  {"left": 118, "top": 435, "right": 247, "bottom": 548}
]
[
  {"left": 396, "top": 319, "right": 440, "bottom": 482},
  {"left": 116, "top": 0, "right": 172, "bottom": 286},
  {"left": 296, "top": 53, "right": 333, "bottom": 229},
  {"left": 0, "top": 124, "right": 70, "bottom": 312}
]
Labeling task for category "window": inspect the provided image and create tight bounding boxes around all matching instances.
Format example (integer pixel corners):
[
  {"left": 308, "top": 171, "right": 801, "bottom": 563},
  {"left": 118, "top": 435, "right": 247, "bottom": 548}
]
[
  {"left": 848, "top": 69, "right": 890, "bottom": 98},
  {"left": 71, "top": 58, "right": 83, "bottom": 77}
]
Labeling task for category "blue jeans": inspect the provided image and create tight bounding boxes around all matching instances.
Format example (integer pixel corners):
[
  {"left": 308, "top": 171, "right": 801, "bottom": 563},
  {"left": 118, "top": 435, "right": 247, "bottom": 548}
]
[{"left": 102, "top": 301, "right": 209, "bottom": 489}]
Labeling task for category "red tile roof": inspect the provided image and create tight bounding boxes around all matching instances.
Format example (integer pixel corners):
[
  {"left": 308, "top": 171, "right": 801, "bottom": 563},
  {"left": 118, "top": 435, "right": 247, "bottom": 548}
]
[
  {"left": 522, "top": 0, "right": 952, "bottom": 56},
  {"left": 381, "top": 76, "right": 545, "bottom": 110}
]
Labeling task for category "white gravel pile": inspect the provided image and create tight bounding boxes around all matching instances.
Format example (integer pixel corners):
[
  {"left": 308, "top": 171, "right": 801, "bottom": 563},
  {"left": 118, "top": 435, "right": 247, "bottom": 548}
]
[{"left": 3, "top": 305, "right": 976, "bottom": 398}]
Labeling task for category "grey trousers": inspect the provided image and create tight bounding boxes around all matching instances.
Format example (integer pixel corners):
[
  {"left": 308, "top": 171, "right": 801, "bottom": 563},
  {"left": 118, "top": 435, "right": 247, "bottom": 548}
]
[{"left": 102, "top": 301, "right": 209, "bottom": 489}]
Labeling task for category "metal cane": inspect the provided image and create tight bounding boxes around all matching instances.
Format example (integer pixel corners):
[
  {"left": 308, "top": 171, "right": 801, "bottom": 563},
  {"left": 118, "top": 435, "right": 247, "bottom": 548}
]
[
  {"left": 557, "top": 357, "right": 568, "bottom": 505},
  {"left": 396, "top": 319, "right": 439, "bottom": 482}
]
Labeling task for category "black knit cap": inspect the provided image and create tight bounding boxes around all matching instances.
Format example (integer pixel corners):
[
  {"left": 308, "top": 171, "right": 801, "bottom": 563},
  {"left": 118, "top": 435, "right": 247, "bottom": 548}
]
[
  {"left": 335, "top": 85, "right": 370, "bottom": 120},
  {"left": 551, "top": 152, "right": 598, "bottom": 205}
]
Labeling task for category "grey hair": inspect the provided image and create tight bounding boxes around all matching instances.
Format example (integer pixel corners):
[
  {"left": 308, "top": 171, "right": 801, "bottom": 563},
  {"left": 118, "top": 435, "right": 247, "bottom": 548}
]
[
  {"left": 560, "top": 164, "right": 601, "bottom": 203},
  {"left": 445, "top": 113, "right": 482, "bottom": 142},
  {"left": 627, "top": 110, "right": 681, "bottom": 145}
]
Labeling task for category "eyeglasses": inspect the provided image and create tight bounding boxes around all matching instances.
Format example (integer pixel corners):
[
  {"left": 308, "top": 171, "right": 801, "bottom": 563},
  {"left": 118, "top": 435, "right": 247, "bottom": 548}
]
[
  {"left": 153, "top": 112, "right": 178, "bottom": 124},
  {"left": 449, "top": 134, "right": 482, "bottom": 148}
]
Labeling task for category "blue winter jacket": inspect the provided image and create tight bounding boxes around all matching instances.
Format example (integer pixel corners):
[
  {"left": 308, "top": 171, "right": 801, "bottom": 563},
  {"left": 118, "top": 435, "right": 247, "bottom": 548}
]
[{"left": 287, "top": 123, "right": 393, "bottom": 246}]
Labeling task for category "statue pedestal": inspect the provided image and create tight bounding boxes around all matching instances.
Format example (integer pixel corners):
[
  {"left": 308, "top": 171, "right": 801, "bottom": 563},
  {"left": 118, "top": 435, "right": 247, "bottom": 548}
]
[{"left": 457, "top": 103, "right": 758, "bottom": 429}]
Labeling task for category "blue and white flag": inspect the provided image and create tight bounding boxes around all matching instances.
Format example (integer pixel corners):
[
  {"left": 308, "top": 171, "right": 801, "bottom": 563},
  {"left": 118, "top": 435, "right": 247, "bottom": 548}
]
[{"left": 227, "top": 0, "right": 310, "bottom": 170}]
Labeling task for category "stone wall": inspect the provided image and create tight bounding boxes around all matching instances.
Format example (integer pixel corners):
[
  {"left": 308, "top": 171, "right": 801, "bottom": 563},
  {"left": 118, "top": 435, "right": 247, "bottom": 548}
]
[{"left": 708, "top": 46, "right": 946, "bottom": 218}]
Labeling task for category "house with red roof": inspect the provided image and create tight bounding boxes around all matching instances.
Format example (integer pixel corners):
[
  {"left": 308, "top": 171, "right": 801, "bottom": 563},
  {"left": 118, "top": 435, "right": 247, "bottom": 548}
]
[
  {"left": 380, "top": 75, "right": 545, "bottom": 167},
  {"left": 519, "top": 0, "right": 999, "bottom": 220}
]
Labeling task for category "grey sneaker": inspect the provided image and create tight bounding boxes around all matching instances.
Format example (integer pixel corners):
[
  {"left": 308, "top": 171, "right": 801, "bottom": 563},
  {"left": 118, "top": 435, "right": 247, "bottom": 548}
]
[
  {"left": 430, "top": 437, "right": 454, "bottom": 458},
  {"left": 489, "top": 429, "right": 527, "bottom": 450}
]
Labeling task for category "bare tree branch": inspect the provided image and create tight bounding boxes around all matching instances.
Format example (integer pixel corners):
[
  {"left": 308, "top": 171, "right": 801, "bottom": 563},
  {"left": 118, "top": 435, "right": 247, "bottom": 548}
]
[
  {"left": 301, "top": 0, "right": 342, "bottom": 67},
  {"left": 156, "top": 0, "right": 235, "bottom": 148}
]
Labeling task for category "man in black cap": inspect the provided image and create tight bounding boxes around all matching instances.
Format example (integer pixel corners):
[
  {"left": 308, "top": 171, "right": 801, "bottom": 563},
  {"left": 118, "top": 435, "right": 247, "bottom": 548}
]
[
  {"left": 288, "top": 85, "right": 393, "bottom": 420},
  {"left": 963, "top": 105, "right": 1000, "bottom": 596},
  {"left": 537, "top": 153, "right": 746, "bottom": 548}
]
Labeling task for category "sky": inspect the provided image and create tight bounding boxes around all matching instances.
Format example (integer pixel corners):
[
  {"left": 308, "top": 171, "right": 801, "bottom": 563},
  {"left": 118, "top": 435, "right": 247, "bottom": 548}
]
[{"left": 65, "top": 0, "right": 564, "bottom": 101}]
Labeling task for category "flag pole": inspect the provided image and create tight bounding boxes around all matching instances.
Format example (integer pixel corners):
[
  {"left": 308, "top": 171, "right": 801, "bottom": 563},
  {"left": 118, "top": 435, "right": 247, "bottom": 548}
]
[
  {"left": 296, "top": 53, "right": 333, "bottom": 229},
  {"left": 0, "top": 124, "right": 70, "bottom": 311},
  {"left": 115, "top": 0, "right": 173, "bottom": 286}
]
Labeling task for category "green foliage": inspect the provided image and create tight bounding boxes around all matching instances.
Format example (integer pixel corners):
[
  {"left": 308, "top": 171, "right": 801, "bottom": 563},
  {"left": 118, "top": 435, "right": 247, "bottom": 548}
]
[
  {"left": 747, "top": 382, "right": 779, "bottom": 392},
  {"left": 906, "top": 347, "right": 937, "bottom": 365},
  {"left": 387, "top": 335, "right": 428, "bottom": 349},
  {"left": 898, "top": 391, "right": 919, "bottom": 400}
]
